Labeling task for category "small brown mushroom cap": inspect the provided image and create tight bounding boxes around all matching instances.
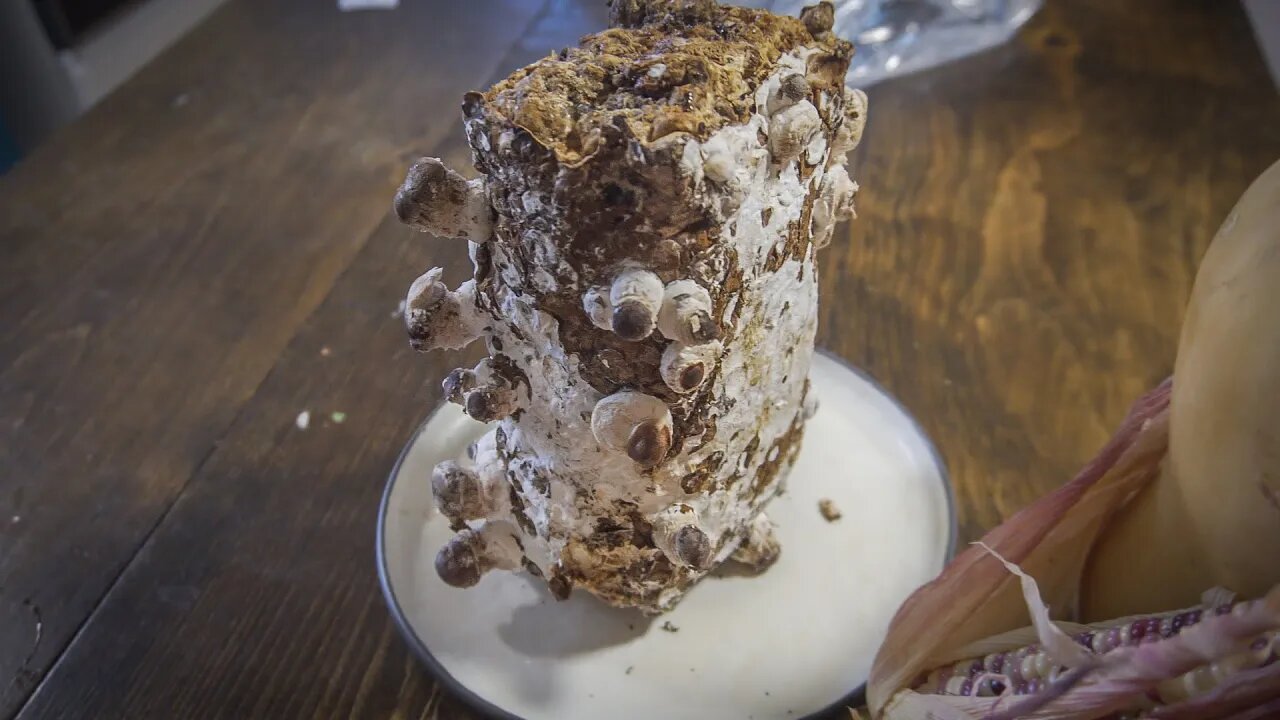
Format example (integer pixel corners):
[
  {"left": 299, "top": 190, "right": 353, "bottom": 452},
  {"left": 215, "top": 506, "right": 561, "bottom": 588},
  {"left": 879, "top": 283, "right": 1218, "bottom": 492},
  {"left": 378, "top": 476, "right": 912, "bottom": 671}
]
[
  {"left": 456, "top": 358, "right": 520, "bottom": 423},
  {"left": 800, "top": 1, "right": 835, "bottom": 36},
  {"left": 591, "top": 391, "right": 674, "bottom": 467},
  {"left": 627, "top": 418, "right": 673, "bottom": 468},
  {"left": 766, "top": 73, "right": 811, "bottom": 116},
  {"left": 673, "top": 525, "right": 713, "bottom": 570},
  {"left": 680, "top": 363, "right": 706, "bottom": 391},
  {"left": 650, "top": 506, "right": 715, "bottom": 570},
  {"left": 435, "top": 530, "right": 484, "bottom": 588},
  {"left": 609, "top": 269, "right": 664, "bottom": 341},
  {"left": 441, "top": 368, "right": 477, "bottom": 405},
  {"left": 431, "top": 461, "right": 488, "bottom": 526},
  {"left": 464, "top": 385, "right": 517, "bottom": 423},
  {"left": 660, "top": 340, "right": 721, "bottom": 394},
  {"left": 612, "top": 300, "right": 655, "bottom": 341}
]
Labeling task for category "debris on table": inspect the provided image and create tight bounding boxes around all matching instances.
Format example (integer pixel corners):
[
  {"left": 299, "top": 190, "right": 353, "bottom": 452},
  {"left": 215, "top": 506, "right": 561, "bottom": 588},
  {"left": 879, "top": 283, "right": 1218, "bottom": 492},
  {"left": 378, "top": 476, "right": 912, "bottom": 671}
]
[
  {"left": 818, "top": 498, "right": 842, "bottom": 522},
  {"left": 661, "top": 621, "right": 679, "bottom": 633},
  {"left": 295, "top": 410, "right": 311, "bottom": 430},
  {"left": 330, "top": 411, "right": 347, "bottom": 424}
]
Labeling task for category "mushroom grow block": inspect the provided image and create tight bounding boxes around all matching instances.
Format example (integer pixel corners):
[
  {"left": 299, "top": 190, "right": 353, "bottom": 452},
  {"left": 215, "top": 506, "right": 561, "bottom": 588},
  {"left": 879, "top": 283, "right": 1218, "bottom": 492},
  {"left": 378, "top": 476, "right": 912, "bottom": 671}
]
[{"left": 395, "top": 0, "right": 864, "bottom": 613}]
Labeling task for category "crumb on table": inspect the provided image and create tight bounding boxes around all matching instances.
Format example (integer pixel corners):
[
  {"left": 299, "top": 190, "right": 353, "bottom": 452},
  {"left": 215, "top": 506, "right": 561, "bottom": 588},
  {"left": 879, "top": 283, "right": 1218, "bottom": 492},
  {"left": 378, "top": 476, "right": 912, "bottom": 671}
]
[
  {"left": 818, "top": 498, "right": 841, "bottom": 522},
  {"left": 661, "top": 620, "right": 679, "bottom": 632}
]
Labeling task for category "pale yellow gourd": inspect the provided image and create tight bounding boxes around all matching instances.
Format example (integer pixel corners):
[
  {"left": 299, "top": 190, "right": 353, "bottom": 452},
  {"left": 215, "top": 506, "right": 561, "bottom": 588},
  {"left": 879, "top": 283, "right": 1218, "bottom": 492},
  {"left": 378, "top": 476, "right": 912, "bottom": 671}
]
[{"left": 1084, "top": 159, "right": 1280, "bottom": 619}]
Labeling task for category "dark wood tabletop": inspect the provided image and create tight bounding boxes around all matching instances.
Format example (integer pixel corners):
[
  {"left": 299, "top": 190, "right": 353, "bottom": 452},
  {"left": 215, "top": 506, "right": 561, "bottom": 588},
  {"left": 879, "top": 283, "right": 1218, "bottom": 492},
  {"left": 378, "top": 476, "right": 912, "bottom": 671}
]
[{"left": 1, "top": 1, "right": 1277, "bottom": 718}]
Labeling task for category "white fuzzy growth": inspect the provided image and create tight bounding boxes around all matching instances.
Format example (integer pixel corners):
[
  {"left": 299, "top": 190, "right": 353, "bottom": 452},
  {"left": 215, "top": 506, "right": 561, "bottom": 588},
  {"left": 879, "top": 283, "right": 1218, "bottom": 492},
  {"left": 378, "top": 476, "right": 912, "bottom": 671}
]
[
  {"left": 812, "top": 165, "right": 857, "bottom": 249},
  {"left": 768, "top": 100, "right": 821, "bottom": 163},
  {"left": 701, "top": 135, "right": 735, "bottom": 184},
  {"left": 590, "top": 391, "right": 672, "bottom": 453},
  {"left": 471, "top": 520, "right": 525, "bottom": 571},
  {"left": 582, "top": 286, "right": 613, "bottom": 330},
  {"left": 609, "top": 268, "right": 664, "bottom": 311},
  {"left": 680, "top": 139, "right": 705, "bottom": 187},
  {"left": 657, "top": 279, "right": 714, "bottom": 344},
  {"left": 436, "top": 47, "right": 857, "bottom": 607}
]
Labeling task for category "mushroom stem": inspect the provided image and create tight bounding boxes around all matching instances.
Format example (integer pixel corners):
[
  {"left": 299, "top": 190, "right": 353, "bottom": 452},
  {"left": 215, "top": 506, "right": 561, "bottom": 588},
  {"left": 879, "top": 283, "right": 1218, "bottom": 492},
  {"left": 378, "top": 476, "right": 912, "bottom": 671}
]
[
  {"left": 394, "top": 157, "right": 493, "bottom": 241},
  {"left": 405, "top": 270, "right": 482, "bottom": 351},
  {"left": 832, "top": 87, "right": 868, "bottom": 157},
  {"left": 812, "top": 165, "right": 858, "bottom": 250},
  {"left": 434, "top": 521, "right": 523, "bottom": 588},
  {"left": 730, "top": 513, "right": 781, "bottom": 573},
  {"left": 657, "top": 280, "right": 721, "bottom": 344}
]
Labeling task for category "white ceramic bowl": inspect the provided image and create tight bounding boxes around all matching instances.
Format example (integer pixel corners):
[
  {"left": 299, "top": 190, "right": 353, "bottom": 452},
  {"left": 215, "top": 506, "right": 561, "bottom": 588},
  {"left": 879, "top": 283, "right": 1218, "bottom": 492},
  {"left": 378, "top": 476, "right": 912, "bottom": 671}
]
[{"left": 378, "top": 352, "right": 955, "bottom": 720}]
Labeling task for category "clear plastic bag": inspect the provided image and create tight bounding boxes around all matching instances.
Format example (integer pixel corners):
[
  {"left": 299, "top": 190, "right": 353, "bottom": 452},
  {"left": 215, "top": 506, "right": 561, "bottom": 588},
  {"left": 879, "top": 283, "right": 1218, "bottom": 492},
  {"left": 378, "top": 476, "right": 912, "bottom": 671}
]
[{"left": 734, "top": 0, "right": 1042, "bottom": 87}]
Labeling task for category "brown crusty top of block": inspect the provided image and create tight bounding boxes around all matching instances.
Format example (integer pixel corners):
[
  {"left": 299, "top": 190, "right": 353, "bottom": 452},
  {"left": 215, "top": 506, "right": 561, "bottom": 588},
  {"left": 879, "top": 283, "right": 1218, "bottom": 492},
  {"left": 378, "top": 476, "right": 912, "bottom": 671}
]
[{"left": 481, "top": 1, "right": 847, "bottom": 165}]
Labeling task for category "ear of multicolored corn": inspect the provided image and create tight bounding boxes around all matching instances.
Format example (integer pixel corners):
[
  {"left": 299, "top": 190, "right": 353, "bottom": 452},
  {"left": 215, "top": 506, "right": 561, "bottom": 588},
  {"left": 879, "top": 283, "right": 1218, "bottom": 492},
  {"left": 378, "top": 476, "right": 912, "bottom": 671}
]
[
  {"left": 899, "top": 587, "right": 1279, "bottom": 719},
  {"left": 867, "top": 378, "right": 1173, "bottom": 716}
]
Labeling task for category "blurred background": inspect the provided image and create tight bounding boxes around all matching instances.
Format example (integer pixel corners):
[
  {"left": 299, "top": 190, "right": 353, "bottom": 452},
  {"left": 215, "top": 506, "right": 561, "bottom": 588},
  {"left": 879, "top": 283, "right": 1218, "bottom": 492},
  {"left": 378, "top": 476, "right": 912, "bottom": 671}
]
[{"left": 4, "top": 0, "right": 1278, "bottom": 174}]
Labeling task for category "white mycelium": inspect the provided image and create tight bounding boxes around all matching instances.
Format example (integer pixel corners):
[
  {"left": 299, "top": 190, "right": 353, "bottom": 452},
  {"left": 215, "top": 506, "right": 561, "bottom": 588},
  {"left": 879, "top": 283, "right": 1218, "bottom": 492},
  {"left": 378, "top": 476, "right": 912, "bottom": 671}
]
[{"left": 394, "top": 0, "right": 865, "bottom": 612}]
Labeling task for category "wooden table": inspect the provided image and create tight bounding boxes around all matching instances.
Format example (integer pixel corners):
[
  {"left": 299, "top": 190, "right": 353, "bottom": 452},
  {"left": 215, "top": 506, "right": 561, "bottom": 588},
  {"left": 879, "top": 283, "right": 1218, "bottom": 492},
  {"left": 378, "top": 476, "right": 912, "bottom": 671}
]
[{"left": 1, "top": 1, "right": 1276, "bottom": 718}]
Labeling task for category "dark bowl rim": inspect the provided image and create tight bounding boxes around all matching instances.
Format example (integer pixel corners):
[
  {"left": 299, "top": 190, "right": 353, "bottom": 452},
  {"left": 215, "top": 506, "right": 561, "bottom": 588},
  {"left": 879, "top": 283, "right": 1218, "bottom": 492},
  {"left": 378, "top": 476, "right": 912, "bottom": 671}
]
[{"left": 375, "top": 349, "right": 958, "bottom": 720}]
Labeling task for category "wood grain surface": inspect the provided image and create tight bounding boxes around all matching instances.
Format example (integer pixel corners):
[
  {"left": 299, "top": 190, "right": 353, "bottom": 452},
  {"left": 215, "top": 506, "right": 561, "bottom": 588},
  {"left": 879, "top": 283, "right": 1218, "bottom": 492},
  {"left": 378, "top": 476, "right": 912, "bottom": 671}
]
[{"left": 0, "top": 0, "right": 1277, "bottom": 718}]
